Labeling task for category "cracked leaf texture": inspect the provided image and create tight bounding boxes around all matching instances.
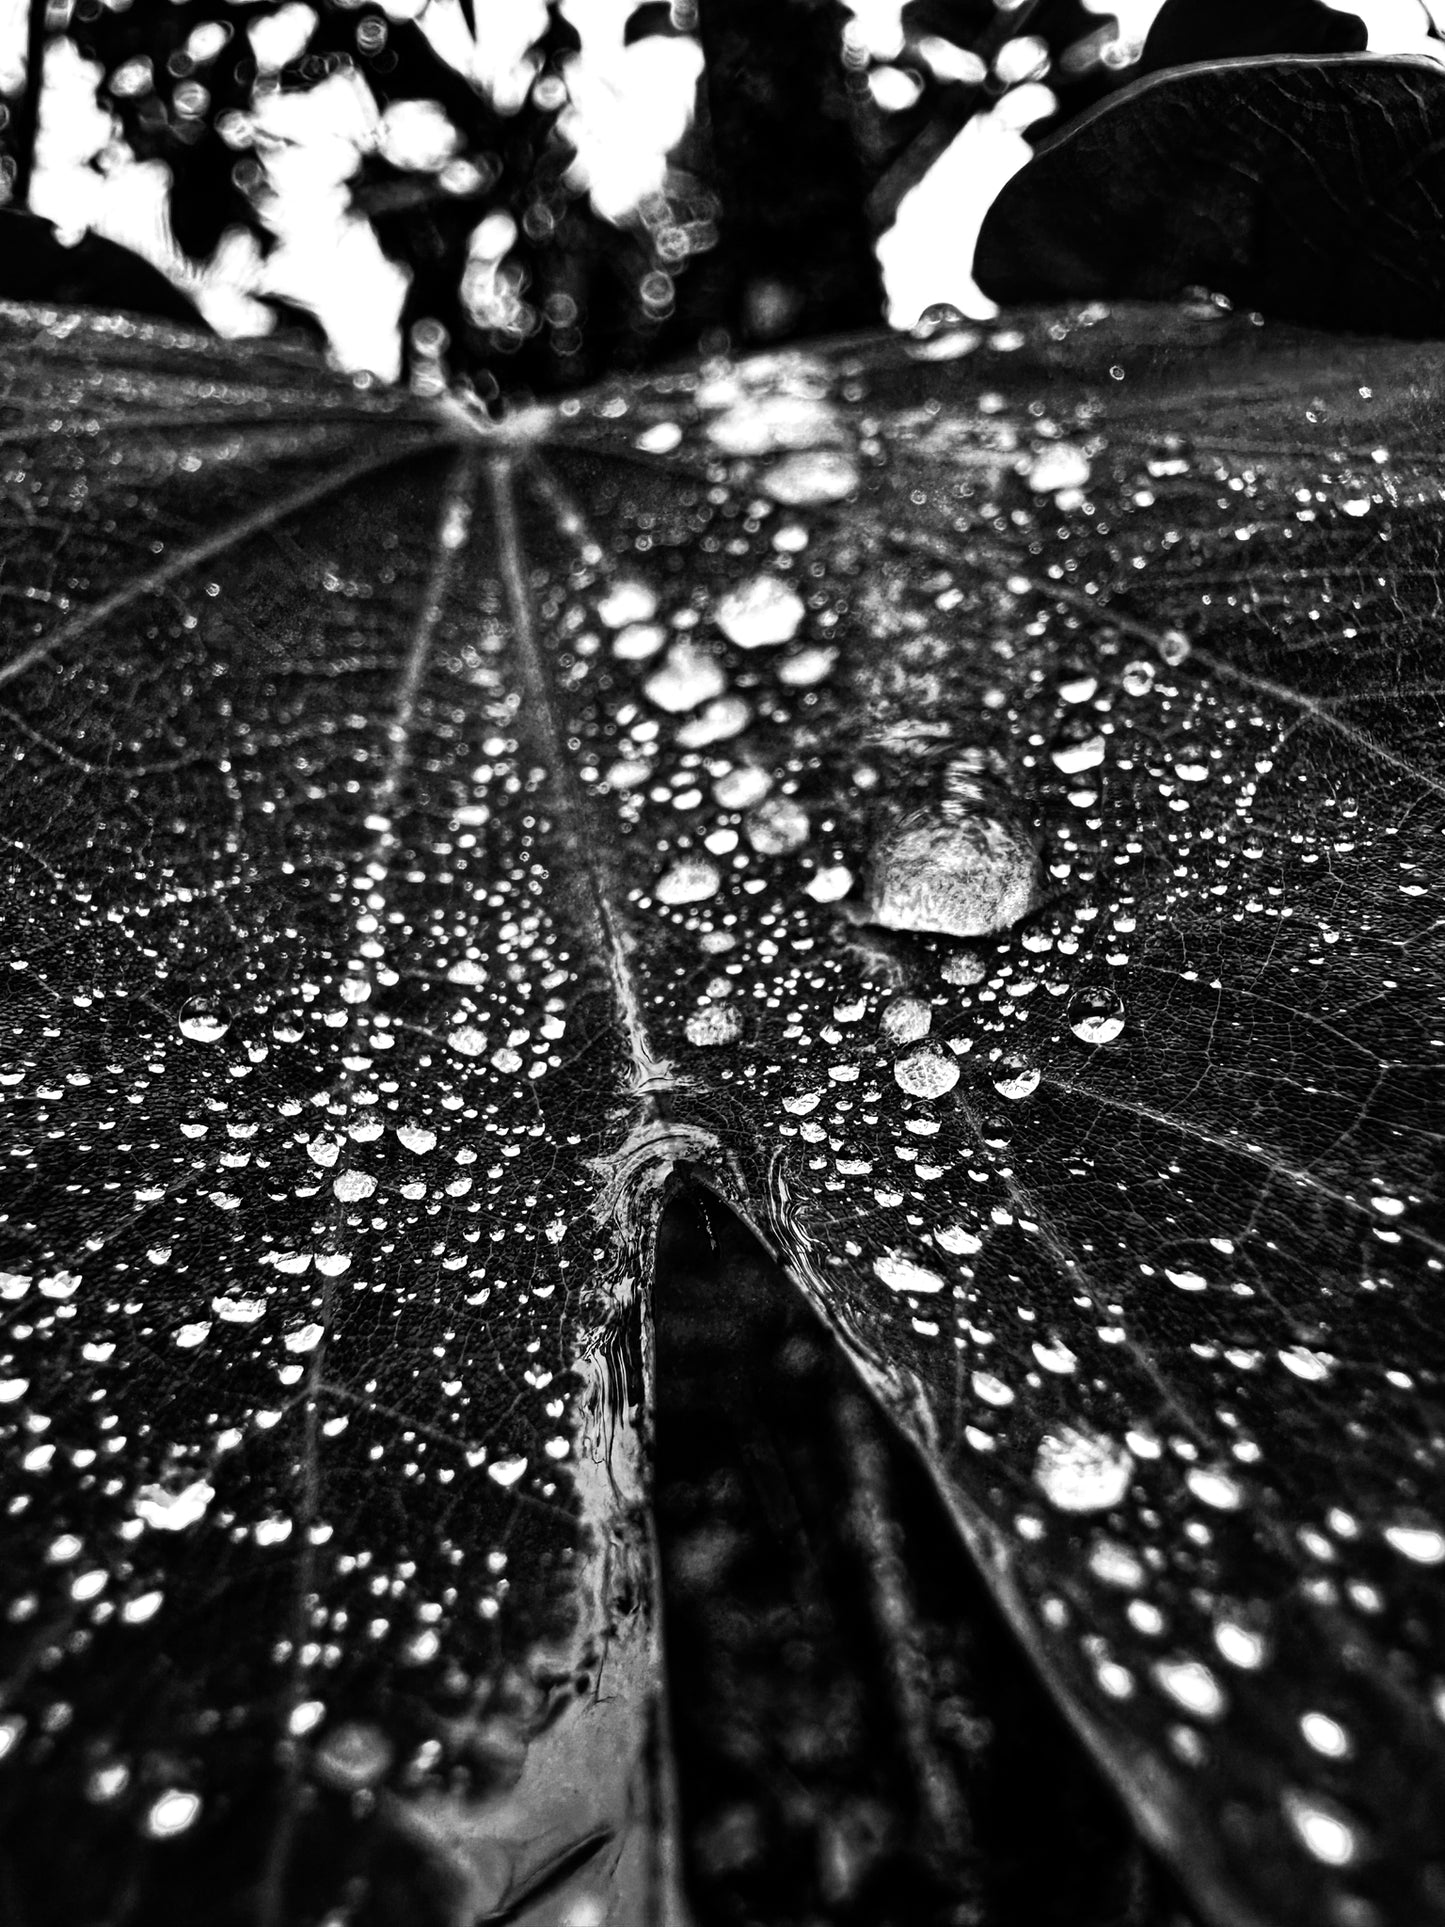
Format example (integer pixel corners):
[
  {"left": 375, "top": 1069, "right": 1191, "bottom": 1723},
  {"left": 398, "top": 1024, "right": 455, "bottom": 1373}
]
[{"left": 0, "top": 299, "right": 1442, "bottom": 1927}]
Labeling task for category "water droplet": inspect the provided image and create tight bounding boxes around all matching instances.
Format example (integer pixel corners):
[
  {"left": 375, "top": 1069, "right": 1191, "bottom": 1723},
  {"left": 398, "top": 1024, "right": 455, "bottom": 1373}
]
[
  {"left": 1279, "top": 1345, "right": 1332, "bottom": 1382},
  {"left": 1068, "top": 988, "right": 1126, "bottom": 1045},
  {"left": 1186, "top": 1467, "right": 1244, "bottom": 1510},
  {"left": 1153, "top": 1656, "right": 1225, "bottom": 1721},
  {"left": 677, "top": 695, "right": 751, "bottom": 747},
  {"left": 397, "top": 1125, "right": 437, "bottom": 1154},
  {"left": 144, "top": 1789, "right": 201, "bottom": 1839},
  {"left": 763, "top": 448, "right": 859, "bottom": 504},
  {"left": 1213, "top": 1616, "right": 1268, "bottom": 1669},
  {"left": 778, "top": 645, "right": 837, "bottom": 687},
  {"left": 893, "top": 1042, "right": 959, "bottom": 1099},
  {"left": 645, "top": 641, "right": 727, "bottom": 713},
  {"left": 992, "top": 1058, "right": 1040, "bottom": 1101},
  {"left": 866, "top": 776, "right": 1038, "bottom": 940},
  {"left": 1058, "top": 672, "right": 1098, "bottom": 704},
  {"left": 686, "top": 1006, "right": 742, "bottom": 1047},
  {"left": 880, "top": 996, "right": 932, "bottom": 1044},
  {"left": 178, "top": 996, "right": 230, "bottom": 1044},
  {"left": 1121, "top": 659, "right": 1156, "bottom": 696},
  {"left": 1089, "top": 1540, "right": 1146, "bottom": 1589},
  {"left": 635, "top": 420, "right": 681, "bottom": 454},
  {"left": 713, "top": 764, "right": 772, "bottom": 810},
  {"left": 716, "top": 574, "right": 805, "bottom": 649},
  {"left": 656, "top": 857, "right": 722, "bottom": 905},
  {"left": 213, "top": 1294, "right": 265, "bottom": 1324},
  {"left": 134, "top": 1479, "right": 215, "bottom": 1533},
  {"left": 940, "top": 950, "right": 987, "bottom": 986},
  {"left": 1300, "top": 1712, "right": 1351, "bottom": 1759},
  {"left": 746, "top": 796, "right": 810, "bottom": 855},
  {"left": 1281, "top": 1789, "right": 1358, "bottom": 1867},
  {"left": 908, "top": 323, "right": 981, "bottom": 361},
  {"left": 874, "top": 1252, "right": 947, "bottom": 1295},
  {"left": 1165, "top": 1267, "right": 1208, "bottom": 1293},
  {"left": 1050, "top": 732, "right": 1105, "bottom": 776},
  {"left": 314, "top": 1720, "right": 394, "bottom": 1791},
  {"left": 488, "top": 1455, "right": 528, "bottom": 1488},
  {"left": 805, "top": 864, "right": 854, "bottom": 902},
  {"left": 1025, "top": 444, "right": 1091, "bottom": 494},
  {"left": 1033, "top": 1426, "right": 1133, "bottom": 1513},
  {"left": 612, "top": 621, "right": 667, "bottom": 661},
  {"left": 1383, "top": 1522, "right": 1445, "bottom": 1564},
  {"left": 706, "top": 393, "right": 838, "bottom": 456},
  {"left": 934, "top": 1222, "right": 982, "bottom": 1256},
  {"left": 597, "top": 580, "right": 657, "bottom": 628}
]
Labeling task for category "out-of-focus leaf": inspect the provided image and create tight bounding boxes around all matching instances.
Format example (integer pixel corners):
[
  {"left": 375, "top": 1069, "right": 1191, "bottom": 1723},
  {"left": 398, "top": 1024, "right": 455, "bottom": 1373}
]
[
  {"left": 1, "top": 297, "right": 1444, "bottom": 1927},
  {"left": 1137, "top": 0, "right": 1368, "bottom": 71},
  {"left": 975, "top": 55, "right": 1445, "bottom": 335},
  {"left": 0, "top": 211, "right": 207, "bottom": 327}
]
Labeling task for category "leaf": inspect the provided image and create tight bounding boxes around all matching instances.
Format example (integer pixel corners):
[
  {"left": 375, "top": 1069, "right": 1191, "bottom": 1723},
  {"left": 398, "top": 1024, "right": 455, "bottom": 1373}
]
[
  {"left": 0, "top": 212, "right": 208, "bottom": 330},
  {"left": 975, "top": 55, "right": 1445, "bottom": 336},
  {"left": 1136, "top": 0, "right": 1369, "bottom": 69},
  {"left": 1, "top": 297, "right": 1443, "bottom": 1927}
]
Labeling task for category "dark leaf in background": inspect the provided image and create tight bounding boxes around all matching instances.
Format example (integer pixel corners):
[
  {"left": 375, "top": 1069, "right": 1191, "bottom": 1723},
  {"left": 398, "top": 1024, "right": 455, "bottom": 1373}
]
[
  {"left": 1, "top": 296, "right": 1444, "bottom": 1927},
  {"left": 1136, "top": 0, "right": 1368, "bottom": 71},
  {"left": 0, "top": 208, "right": 206, "bottom": 326},
  {"left": 975, "top": 55, "right": 1445, "bottom": 335}
]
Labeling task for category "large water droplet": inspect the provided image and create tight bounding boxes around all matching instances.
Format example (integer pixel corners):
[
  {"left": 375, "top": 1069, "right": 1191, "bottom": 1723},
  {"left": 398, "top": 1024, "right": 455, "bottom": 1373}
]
[
  {"left": 597, "top": 579, "right": 657, "bottom": 628},
  {"left": 992, "top": 1057, "right": 1040, "bottom": 1101},
  {"left": 134, "top": 1478, "right": 215, "bottom": 1533},
  {"left": 656, "top": 857, "right": 722, "bottom": 905},
  {"left": 685, "top": 1006, "right": 742, "bottom": 1047},
  {"left": 873, "top": 1252, "right": 947, "bottom": 1295},
  {"left": 1281, "top": 1790, "right": 1359, "bottom": 1867},
  {"left": 645, "top": 642, "right": 727, "bottom": 714},
  {"left": 866, "top": 770, "right": 1037, "bottom": 940},
  {"left": 1152, "top": 1656, "right": 1226, "bottom": 1721},
  {"left": 1025, "top": 443, "right": 1091, "bottom": 494},
  {"left": 763, "top": 448, "right": 859, "bottom": 504},
  {"left": 713, "top": 764, "right": 772, "bottom": 810},
  {"left": 893, "top": 1042, "right": 959, "bottom": 1098},
  {"left": 745, "top": 796, "right": 810, "bottom": 855},
  {"left": 715, "top": 574, "right": 805, "bottom": 649},
  {"left": 1383, "top": 1521, "right": 1445, "bottom": 1564},
  {"left": 314, "top": 1721, "right": 394, "bottom": 1791},
  {"left": 1034, "top": 1426, "right": 1133, "bottom": 1513},
  {"left": 178, "top": 996, "right": 230, "bottom": 1044},
  {"left": 880, "top": 996, "right": 932, "bottom": 1044},
  {"left": 1069, "top": 988, "right": 1126, "bottom": 1045},
  {"left": 144, "top": 1789, "right": 201, "bottom": 1839},
  {"left": 1050, "top": 731, "right": 1105, "bottom": 776},
  {"left": 706, "top": 394, "right": 839, "bottom": 456}
]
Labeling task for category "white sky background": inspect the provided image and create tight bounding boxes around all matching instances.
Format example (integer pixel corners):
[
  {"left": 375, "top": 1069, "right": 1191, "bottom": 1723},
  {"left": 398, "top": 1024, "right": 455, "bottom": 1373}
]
[{"left": 0, "top": 0, "right": 1440, "bottom": 379}]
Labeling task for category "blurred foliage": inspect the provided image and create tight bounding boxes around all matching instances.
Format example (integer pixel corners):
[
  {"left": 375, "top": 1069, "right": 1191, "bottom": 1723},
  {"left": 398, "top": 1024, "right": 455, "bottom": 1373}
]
[{"left": 0, "top": 0, "right": 1159, "bottom": 390}]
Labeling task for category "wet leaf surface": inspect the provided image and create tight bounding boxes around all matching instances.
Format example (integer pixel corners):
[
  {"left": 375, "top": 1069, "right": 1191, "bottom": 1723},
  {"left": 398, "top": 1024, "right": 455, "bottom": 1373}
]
[
  {"left": 0, "top": 298, "right": 1443, "bottom": 1926},
  {"left": 975, "top": 55, "right": 1445, "bottom": 336}
]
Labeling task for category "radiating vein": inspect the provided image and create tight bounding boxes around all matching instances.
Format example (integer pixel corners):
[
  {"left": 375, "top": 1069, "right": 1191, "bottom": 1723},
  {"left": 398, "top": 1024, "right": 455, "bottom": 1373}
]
[
  {"left": 489, "top": 451, "right": 670, "bottom": 1101},
  {"left": 257, "top": 453, "right": 473, "bottom": 1927},
  {"left": 0, "top": 431, "right": 445, "bottom": 689}
]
